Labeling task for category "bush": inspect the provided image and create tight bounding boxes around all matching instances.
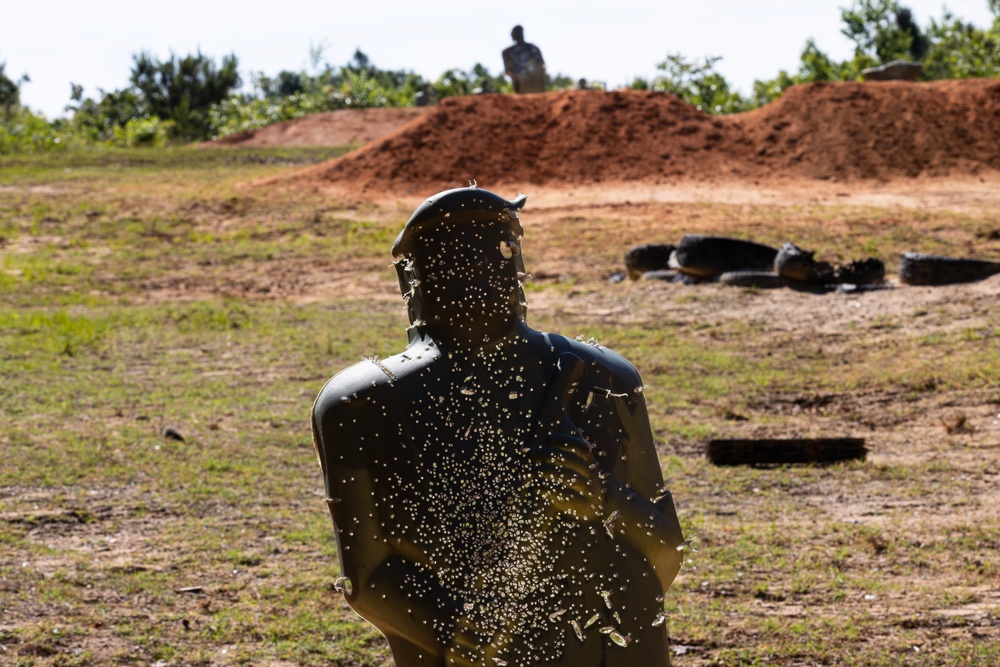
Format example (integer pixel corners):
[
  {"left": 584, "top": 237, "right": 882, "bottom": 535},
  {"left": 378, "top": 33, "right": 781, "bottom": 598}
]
[
  {"left": 840, "top": 0, "right": 924, "bottom": 63},
  {"left": 752, "top": 39, "right": 867, "bottom": 106},
  {"left": 208, "top": 94, "right": 330, "bottom": 138},
  {"left": 208, "top": 51, "right": 431, "bottom": 138},
  {"left": 69, "top": 88, "right": 146, "bottom": 143},
  {"left": 922, "top": 12, "right": 1000, "bottom": 79},
  {"left": 651, "top": 54, "right": 752, "bottom": 114},
  {"left": 0, "top": 62, "right": 28, "bottom": 111},
  {"left": 0, "top": 108, "right": 77, "bottom": 154},
  {"left": 115, "top": 116, "right": 172, "bottom": 147},
  {"left": 130, "top": 51, "right": 241, "bottom": 141}
]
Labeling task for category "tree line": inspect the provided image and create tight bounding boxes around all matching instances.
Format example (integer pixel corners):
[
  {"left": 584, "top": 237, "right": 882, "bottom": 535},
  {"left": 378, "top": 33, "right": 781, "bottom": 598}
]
[
  {"left": 1, "top": 0, "right": 998, "bottom": 153},
  {"left": 645, "top": 0, "right": 1000, "bottom": 114}
]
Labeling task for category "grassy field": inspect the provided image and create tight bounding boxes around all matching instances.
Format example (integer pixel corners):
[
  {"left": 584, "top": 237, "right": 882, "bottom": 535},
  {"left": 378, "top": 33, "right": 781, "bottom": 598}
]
[{"left": 1, "top": 147, "right": 998, "bottom": 666}]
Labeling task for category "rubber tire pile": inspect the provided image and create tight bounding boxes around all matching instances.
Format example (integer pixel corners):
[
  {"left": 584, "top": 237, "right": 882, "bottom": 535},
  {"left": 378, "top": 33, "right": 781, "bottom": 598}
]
[{"left": 624, "top": 237, "right": 1000, "bottom": 290}]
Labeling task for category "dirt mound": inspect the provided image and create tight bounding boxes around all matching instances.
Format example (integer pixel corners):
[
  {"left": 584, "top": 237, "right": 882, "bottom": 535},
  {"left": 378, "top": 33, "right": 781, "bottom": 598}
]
[
  {"left": 302, "top": 90, "right": 755, "bottom": 191},
  {"left": 735, "top": 79, "right": 1000, "bottom": 180},
  {"left": 211, "top": 107, "right": 428, "bottom": 148},
  {"left": 282, "top": 79, "right": 1000, "bottom": 191}
]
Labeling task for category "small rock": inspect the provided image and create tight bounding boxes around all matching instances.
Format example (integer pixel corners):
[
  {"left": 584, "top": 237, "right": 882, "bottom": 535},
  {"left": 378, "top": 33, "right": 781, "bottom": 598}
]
[
  {"left": 862, "top": 60, "right": 923, "bottom": 81},
  {"left": 163, "top": 427, "right": 185, "bottom": 442},
  {"left": 641, "top": 269, "right": 678, "bottom": 281}
]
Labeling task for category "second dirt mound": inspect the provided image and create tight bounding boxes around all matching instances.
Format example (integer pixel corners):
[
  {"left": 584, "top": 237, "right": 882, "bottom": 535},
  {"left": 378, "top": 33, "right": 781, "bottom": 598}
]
[
  {"left": 302, "top": 79, "right": 1000, "bottom": 190},
  {"left": 735, "top": 79, "right": 1000, "bottom": 180}
]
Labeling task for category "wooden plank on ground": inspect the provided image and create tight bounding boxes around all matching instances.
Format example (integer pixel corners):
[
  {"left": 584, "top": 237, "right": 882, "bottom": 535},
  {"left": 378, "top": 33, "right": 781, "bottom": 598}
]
[{"left": 707, "top": 438, "right": 867, "bottom": 466}]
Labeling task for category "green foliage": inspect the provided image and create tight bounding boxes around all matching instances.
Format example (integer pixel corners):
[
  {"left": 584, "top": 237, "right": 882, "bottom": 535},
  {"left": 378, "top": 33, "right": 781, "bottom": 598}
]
[
  {"left": 546, "top": 72, "right": 578, "bottom": 91},
  {"left": 0, "top": 65, "right": 65, "bottom": 156},
  {"left": 838, "top": 1, "right": 930, "bottom": 62},
  {"left": 209, "top": 94, "right": 330, "bottom": 137},
  {"left": 922, "top": 11, "right": 1000, "bottom": 79},
  {"left": 255, "top": 70, "right": 305, "bottom": 98},
  {"left": 0, "top": 107, "right": 77, "bottom": 155},
  {"left": 336, "top": 49, "right": 424, "bottom": 101},
  {"left": 752, "top": 39, "right": 867, "bottom": 106},
  {"left": 210, "top": 52, "right": 521, "bottom": 139},
  {"left": 330, "top": 67, "right": 417, "bottom": 106},
  {"left": 7, "top": 2, "right": 1000, "bottom": 144},
  {"left": 841, "top": 0, "right": 918, "bottom": 63},
  {"left": 433, "top": 69, "right": 475, "bottom": 97},
  {"left": 431, "top": 63, "right": 511, "bottom": 98},
  {"left": 895, "top": 7, "right": 930, "bottom": 58},
  {"left": 754, "top": 1, "right": 1000, "bottom": 106},
  {"left": 115, "top": 115, "right": 172, "bottom": 148},
  {"left": 280, "top": 48, "right": 425, "bottom": 104},
  {"left": 130, "top": 51, "right": 241, "bottom": 140},
  {"left": 68, "top": 88, "right": 145, "bottom": 142},
  {"left": 59, "top": 52, "right": 240, "bottom": 144},
  {"left": 651, "top": 54, "right": 752, "bottom": 114},
  {"left": 210, "top": 50, "right": 430, "bottom": 138},
  {"left": 640, "top": 2, "right": 999, "bottom": 112},
  {"left": 0, "top": 62, "right": 28, "bottom": 111}
]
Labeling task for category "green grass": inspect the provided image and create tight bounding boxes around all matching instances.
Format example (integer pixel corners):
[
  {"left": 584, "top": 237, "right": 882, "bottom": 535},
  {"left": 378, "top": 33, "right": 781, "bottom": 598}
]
[{"left": 0, "top": 145, "right": 349, "bottom": 185}]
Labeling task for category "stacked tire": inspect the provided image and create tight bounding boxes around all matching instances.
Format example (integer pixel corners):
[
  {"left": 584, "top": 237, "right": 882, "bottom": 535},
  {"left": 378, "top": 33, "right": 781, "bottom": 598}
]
[{"left": 899, "top": 252, "right": 1000, "bottom": 286}]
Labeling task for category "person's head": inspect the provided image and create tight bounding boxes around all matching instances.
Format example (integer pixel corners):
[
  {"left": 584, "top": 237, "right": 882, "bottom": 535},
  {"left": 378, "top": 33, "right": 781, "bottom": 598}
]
[
  {"left": 511, "top": 25, "right": 524, "bottom": 43},
  {"left": 392, "top": 188, "right": 528, "bottom": 347}
]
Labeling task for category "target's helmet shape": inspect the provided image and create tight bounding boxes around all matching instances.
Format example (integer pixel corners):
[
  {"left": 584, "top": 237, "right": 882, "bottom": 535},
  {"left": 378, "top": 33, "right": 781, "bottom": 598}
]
[
  {"left": 392, "top": 187, "right": 530, "bottom": 346},
  {"left": 391, "top": 187, "right": 527, "bottom": 258}
]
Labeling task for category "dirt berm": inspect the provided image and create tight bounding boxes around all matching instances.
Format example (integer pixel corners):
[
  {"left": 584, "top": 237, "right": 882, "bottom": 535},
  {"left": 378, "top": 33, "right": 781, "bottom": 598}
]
[
  {"left": 212, "top": 107, "right": 428, "bottom": 148},
  {"left": 285, "top": 79, "right": 1000, "bottom": 191}
]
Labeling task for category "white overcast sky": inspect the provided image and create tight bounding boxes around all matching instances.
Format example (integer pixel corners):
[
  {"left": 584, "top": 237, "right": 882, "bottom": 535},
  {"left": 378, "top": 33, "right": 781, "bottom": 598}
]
[{"left": 2, "top": 1, "right": 996, "bottom": 118}]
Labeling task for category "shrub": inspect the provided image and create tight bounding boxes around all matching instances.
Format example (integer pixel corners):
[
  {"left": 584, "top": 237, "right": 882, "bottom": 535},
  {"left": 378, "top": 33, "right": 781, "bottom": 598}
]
[
  {"left": 130, "top": 51, "right": 241, "bottom": 141},
  {"left": 651, "top": 54, "right": 753, "bottom": 114},
  {"left": 0, "top": 107, "right": 76, "bottom": 154},
  {"left": 115, "top": 116, "right": 172, "bottom": 147}
]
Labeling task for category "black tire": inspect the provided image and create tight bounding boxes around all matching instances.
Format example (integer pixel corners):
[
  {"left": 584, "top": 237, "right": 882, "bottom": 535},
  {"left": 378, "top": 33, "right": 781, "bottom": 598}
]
[
  {"left": 671, "top": 235, "right": 779, "bottom": 278},
  {"left": 719, "top": 271, "right": 786, "bottom": 289},
  {"left": 899, "top": 252, "right": 1000, "bottom": 286},
  {"left": 774, "top": 242, "right": 835, "bottom": 283},
  {"left": 836, "top": 258, "right": 885, "bottom": 285},
  {"left": 625, "top": 243, "right": 676, "bottom": 280}
]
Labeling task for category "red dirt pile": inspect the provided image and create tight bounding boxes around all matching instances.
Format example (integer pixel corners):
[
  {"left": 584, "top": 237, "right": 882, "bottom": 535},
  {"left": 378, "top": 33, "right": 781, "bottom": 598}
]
[
  {"left": 302, "top": 90, "right": 754, "bottom": 190},
  {"left": 735, "top": 79, "right": 1000, "bottom": 180},
  {"left": 299, "top": 79, "right": 1000, "bottom": 190}
]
